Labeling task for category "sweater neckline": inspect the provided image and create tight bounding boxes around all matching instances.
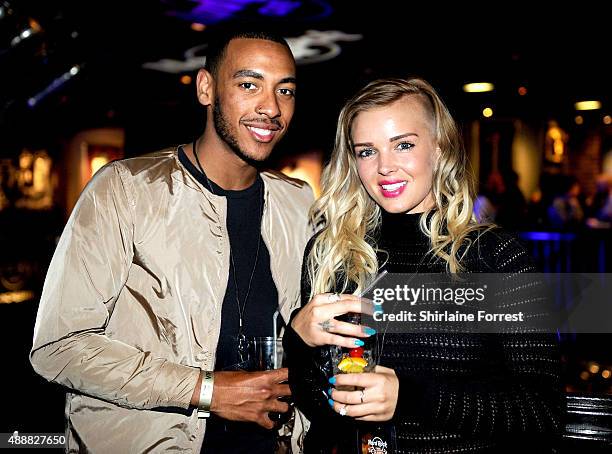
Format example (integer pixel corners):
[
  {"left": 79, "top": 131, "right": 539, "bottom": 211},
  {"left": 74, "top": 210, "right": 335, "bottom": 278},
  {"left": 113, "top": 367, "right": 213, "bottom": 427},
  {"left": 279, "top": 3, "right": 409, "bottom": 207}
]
[{"left": 379, "top": 210, "right": 432, "bottom": 245}]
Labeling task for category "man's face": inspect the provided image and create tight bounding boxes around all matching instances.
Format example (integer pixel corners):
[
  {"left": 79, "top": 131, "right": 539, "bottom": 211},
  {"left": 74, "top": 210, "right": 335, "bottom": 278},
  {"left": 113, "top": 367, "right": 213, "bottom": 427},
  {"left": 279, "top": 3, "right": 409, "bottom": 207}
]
[{"left": 212, "top": 38, "right": 296, "bottom": 163}]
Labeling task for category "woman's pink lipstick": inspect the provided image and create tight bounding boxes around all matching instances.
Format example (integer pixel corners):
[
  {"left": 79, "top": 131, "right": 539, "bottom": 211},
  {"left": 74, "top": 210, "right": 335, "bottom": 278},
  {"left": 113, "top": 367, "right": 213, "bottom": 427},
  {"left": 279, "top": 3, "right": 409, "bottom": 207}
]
[{"left": 379, "top": 180, "right": 407, "bottom": 198}]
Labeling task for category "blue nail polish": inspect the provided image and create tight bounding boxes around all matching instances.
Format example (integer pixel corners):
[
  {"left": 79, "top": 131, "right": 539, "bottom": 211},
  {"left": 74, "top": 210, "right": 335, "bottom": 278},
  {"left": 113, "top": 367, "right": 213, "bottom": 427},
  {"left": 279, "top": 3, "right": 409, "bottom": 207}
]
[
  {"left": 365, "top": 327, "right": 377, "bottom": 335},
  {"left": 374, "top": 304, "right": 384, "bottom": 314},
  {"left": 328, "top": 376, "right": 336, "bottom": 384},
  {"left": 328, "top": 398, "right": 334, "bottom": 407},
  {"left": 328, "top": 387, "right": 333, "bottom": 396},
  {"left": 355, "top": 339, "right": 365, "bottom": 347}
]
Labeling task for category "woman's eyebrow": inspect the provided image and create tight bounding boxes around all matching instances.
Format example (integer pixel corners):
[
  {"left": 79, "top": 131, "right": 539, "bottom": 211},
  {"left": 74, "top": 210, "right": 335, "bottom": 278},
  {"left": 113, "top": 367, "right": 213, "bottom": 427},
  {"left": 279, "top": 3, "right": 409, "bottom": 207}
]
[{"left": 389, "top": 132, "right": 418, "bottom": 142}]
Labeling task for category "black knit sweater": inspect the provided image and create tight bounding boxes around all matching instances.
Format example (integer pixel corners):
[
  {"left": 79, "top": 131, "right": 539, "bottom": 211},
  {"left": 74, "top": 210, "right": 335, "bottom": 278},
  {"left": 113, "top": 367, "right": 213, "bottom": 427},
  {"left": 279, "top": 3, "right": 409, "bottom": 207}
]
[{"left": 284, "top": 212, "right": 563, "bottom": 453}]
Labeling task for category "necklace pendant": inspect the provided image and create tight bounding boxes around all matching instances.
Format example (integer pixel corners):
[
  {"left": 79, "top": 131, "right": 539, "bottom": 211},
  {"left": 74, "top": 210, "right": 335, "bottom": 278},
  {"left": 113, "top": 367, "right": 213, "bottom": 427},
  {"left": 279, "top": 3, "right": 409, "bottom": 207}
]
[{"left": 237, "top": 332, "right": 249, "bottom": 363}]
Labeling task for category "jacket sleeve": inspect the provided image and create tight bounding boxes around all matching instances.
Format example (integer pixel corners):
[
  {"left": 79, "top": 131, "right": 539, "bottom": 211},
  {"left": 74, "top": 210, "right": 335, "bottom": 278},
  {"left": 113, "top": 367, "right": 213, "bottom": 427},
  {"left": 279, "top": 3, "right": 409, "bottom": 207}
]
[
  {"left": 394, "top": 232, "right": 563, "bottom": 438},
  {"left": 29, "top": 163, "right": 200, "bottom": 410}
]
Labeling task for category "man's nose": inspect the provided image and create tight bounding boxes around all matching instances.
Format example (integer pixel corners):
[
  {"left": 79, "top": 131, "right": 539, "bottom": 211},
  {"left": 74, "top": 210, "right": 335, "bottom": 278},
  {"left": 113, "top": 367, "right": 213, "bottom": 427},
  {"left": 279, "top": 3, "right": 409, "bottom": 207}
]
[{"left": 256, "top": 90, "right": 281, "bottom": 118}]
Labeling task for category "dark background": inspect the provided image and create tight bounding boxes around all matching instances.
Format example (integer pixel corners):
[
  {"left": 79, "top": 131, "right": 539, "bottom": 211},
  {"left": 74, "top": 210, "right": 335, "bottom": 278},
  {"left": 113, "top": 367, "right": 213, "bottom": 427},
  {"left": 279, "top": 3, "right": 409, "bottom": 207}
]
[{"left": 2, "top": 1, "right": 612, "bottom": 159}]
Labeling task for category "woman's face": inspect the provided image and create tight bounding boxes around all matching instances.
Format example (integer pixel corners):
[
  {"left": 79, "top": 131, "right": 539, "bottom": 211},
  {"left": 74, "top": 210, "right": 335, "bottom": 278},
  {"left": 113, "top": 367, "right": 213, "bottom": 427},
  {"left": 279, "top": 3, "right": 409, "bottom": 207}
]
[{"left": 351, "top": 95, "right": 439, "bottom": 214}]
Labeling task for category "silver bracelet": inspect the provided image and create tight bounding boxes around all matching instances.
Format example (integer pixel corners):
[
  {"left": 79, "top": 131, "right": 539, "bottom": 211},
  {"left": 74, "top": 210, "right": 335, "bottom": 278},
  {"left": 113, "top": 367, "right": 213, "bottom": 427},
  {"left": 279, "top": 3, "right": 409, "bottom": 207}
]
[{"left": 197, "top": 370, "right": 214, "bottom": 418}]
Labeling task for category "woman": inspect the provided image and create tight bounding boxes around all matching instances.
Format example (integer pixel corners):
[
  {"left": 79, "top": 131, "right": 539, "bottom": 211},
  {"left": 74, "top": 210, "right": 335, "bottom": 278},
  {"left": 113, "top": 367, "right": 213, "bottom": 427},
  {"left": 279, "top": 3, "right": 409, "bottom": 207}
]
[{"left": 283, "top": 78, "right": 562, "bottom": 452}]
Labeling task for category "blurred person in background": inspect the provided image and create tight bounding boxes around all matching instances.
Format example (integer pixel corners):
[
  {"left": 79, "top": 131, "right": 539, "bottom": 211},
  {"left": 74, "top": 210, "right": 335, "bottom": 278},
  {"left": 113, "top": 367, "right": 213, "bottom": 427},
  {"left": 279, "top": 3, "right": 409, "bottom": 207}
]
[
  {"left": 547, "top": 175, "right": 585, "bottom": 230},
  {"left": 586, "top": 174, "right": 612, "bottom": 229},
  {"left": 475, "top": 170, "right": 527, "bottom": 231}
]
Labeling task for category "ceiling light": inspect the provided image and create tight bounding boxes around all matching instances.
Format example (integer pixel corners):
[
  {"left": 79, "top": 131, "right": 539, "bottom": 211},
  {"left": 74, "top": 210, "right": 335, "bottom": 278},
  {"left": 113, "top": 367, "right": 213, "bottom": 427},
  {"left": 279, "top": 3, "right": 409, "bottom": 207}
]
[
  {"left": 463, "top": 82, "right": 494, "bottom": 93},
  {"left": 27, "top": 64, "right": 82, "bottom": 108},
  {"left": 482, "top": 107, "right": 493, "bottom": 118},
  {"left": 575, "top": 100, "right": 601, "bottom": 111}
]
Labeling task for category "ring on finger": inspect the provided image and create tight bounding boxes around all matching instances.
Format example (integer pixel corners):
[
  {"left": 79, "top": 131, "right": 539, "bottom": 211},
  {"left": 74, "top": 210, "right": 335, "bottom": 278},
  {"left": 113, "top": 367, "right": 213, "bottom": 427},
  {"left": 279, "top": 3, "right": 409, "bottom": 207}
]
[
  {"left": 339, "top": 404, "right": 348, "bottom": 416},
  {"left": 318, "top": 319, "right": 333, "bottom": 332},
  {"left": 360, "top": 390, "right": 365, "bottom": 404},
  {"left": 328, "top": 293, "right": 341, "bottom": 303}
]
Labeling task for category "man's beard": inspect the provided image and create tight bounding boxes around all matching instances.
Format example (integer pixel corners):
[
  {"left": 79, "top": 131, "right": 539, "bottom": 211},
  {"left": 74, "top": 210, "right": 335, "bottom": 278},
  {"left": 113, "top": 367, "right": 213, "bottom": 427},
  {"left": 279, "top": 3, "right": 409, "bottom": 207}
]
[{"left": 213, "top": 100, "right": 263, "bottom": 166}]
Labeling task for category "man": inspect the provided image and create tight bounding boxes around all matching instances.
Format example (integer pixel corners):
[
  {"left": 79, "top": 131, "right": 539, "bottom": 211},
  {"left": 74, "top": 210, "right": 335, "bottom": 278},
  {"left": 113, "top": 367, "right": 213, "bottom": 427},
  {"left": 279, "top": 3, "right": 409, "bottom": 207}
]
[{"left": 30, "top": 30, "right": 314, "bottom": 453}]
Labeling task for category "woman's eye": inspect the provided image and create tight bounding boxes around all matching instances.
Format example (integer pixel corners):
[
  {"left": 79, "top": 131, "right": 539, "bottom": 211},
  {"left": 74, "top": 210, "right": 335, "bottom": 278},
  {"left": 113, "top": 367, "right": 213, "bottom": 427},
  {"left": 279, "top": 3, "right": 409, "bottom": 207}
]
[
  {"left": 357, "top": 148, "right": 376, "bottom": 158},
  {"left": 397, "top": 142, "right": 414, "bottom": 151},
  {"left": 240, "top": 82, "right": 257, "bottom": 90}
]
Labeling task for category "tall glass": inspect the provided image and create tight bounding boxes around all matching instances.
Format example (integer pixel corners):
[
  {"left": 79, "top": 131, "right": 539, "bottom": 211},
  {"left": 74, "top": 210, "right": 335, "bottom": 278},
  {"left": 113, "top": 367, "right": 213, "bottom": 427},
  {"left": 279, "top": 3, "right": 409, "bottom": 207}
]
[
  {"left": 245, "top": 336, "right": 284, "bottom": 371},
  {"left": 331, "top": 312, "right": 377, "bottom": 391},
  {"left": 243, "top": 336, "right": 292, "bottom": 426}
]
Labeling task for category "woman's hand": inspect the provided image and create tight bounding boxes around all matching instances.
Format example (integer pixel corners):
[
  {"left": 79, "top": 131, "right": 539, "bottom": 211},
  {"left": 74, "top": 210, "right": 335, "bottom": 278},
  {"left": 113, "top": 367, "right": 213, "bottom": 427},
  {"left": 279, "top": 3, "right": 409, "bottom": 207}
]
[
  {"left": 328, "top": 366, "right": 399, "bottom": 422},
  {"left": 290, "top": 293, "right": 377, "bottom": 349}
]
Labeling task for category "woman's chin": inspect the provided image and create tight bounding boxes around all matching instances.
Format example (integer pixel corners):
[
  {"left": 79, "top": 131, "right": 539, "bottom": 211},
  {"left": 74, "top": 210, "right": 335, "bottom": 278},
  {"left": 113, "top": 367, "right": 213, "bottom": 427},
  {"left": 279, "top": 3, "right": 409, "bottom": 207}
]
[{"left": 374, "top": 198, "right": 411, "bottom": 214}]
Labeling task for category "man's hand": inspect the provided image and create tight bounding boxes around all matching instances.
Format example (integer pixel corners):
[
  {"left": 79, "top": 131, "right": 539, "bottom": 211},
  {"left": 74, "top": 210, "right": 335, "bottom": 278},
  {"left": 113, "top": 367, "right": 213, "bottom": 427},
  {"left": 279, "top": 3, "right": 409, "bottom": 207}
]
[{"left": 207, "top": 368, "right": 291, "bottom": 429}]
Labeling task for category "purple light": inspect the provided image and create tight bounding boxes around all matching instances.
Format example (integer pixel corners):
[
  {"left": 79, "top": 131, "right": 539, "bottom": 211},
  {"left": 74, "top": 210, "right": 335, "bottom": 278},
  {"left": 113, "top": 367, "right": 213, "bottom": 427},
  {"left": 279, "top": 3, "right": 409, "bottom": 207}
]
[
  {"left": 259, "top": 0, "right": 301, "bottom": 16},
  {"left": 520, "top": 231, "right": 577, "bottom": 242},
  {"left": 187, "top": 0, "right": 250, "bottom": 24},
  {"left": 165, "top": 0, "right": 331, "bottom": 24}
]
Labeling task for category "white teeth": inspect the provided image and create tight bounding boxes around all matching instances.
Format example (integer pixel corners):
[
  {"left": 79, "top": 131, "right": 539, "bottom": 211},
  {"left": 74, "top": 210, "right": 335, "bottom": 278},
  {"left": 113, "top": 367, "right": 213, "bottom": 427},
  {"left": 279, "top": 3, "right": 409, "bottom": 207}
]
[
  {"left": 381, "top": 182, "right": 407, "bottom": 191},
  {"left": 249, "top": 127, "right": 272, "bottom": 136}
]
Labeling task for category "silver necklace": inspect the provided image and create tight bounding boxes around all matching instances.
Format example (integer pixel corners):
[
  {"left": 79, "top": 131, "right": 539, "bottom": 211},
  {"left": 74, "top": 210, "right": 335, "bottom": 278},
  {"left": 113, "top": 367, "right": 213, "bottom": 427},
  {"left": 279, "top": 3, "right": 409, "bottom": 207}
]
[
  {"left": 192, "top": 139, "right": 263, "bottom": 361},
  {"left": 374, "top": 220, "right": 431, "bottom": 362}
]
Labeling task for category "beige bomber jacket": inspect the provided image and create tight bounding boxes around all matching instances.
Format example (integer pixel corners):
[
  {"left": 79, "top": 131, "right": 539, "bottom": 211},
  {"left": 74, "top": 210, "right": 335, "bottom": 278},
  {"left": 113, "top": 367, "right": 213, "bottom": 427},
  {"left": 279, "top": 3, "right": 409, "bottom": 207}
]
[{"left": 30, "top": 147, "right": 314, "bottom": 452}]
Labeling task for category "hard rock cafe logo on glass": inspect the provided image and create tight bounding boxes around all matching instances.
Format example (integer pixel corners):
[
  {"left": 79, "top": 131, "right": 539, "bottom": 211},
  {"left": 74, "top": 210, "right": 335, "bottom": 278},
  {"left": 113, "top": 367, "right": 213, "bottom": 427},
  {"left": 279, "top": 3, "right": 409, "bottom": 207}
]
[{"left": 365, "top": 436, "right": 388, "bottom": 454}]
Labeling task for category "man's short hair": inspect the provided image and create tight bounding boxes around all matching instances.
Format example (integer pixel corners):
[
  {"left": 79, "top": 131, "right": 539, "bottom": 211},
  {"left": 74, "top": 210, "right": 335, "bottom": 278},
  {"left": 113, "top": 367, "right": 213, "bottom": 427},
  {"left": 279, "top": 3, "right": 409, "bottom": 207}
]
[{"left": 204, "top": 30, "right": 293, "bottom": 78}]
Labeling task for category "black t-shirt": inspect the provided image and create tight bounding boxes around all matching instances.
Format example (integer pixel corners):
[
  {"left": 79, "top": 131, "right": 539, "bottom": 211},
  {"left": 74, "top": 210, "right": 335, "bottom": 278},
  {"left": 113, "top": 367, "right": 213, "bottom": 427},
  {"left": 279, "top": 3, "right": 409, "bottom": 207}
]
[{"left": 178, "top": 147, "right": 278, "bottom": 454}]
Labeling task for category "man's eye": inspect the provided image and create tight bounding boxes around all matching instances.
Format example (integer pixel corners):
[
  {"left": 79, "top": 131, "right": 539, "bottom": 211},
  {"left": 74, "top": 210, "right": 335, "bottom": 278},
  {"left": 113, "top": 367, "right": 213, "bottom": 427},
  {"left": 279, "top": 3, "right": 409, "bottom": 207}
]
[
  {"left": 397, "top": 142, "right": 414, "bottom": 151},
  {"left": 278, "top": 88, "right": 295, "bottom": 97},
  {"left": 357, "top": 148, "right": 376, "bottom": 158},
  {"left": 240, "top": 82, "right": 257, "bottom": 90}
]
